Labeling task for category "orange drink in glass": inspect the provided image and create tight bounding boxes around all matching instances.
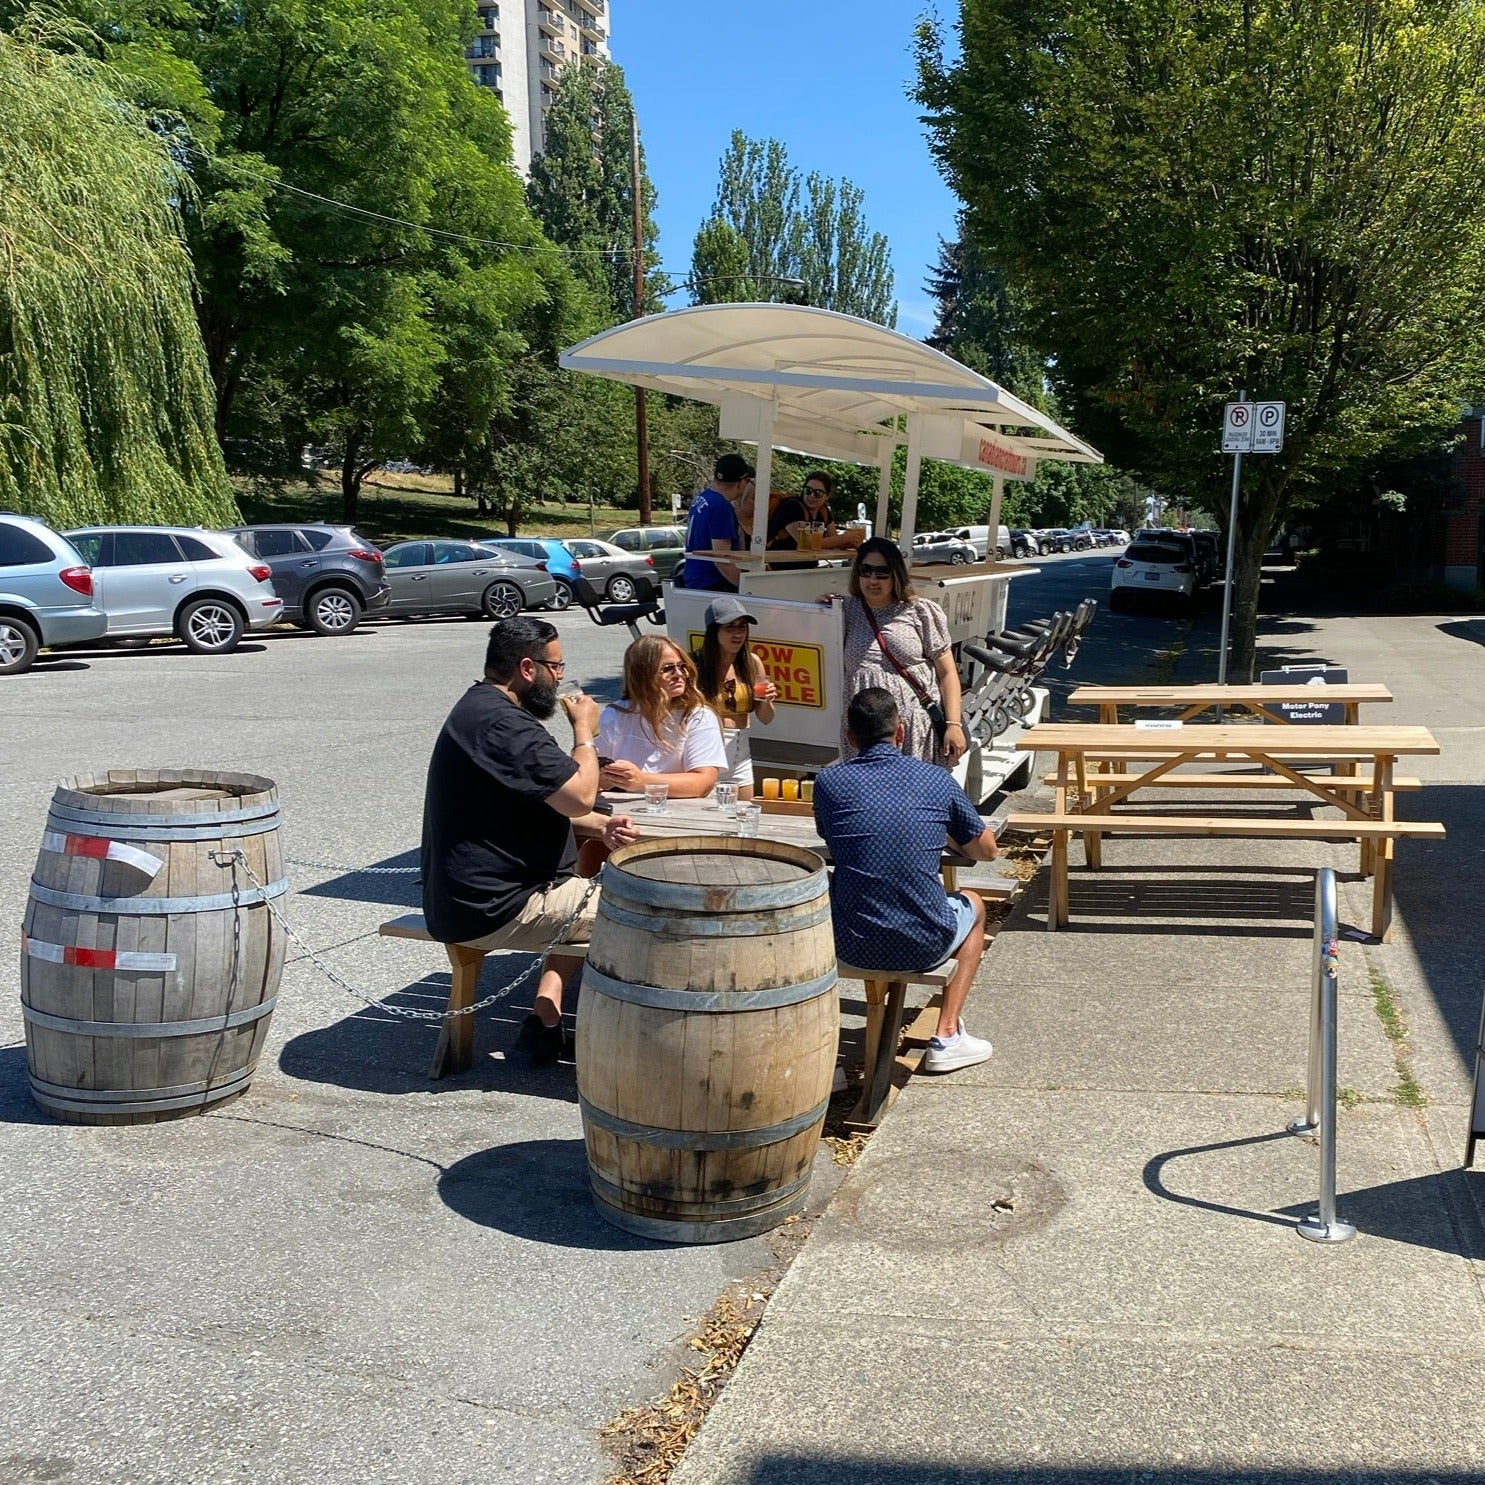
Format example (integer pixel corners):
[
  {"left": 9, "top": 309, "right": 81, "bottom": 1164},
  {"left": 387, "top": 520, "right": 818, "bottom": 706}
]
[{"left": 761, "top": 777, "right": 781, "bottom": 800}]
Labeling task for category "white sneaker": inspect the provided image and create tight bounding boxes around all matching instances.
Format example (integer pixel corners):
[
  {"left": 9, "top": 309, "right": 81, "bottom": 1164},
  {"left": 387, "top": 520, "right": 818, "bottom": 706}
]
[{"left": 921, "top": 1025, "right": 993, "bottom": 1074}]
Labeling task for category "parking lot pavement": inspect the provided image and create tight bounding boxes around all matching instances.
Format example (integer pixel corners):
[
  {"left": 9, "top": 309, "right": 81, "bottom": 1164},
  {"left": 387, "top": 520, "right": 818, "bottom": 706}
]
[{"left": 0, "top": 611, "right": 792, "bottom": 1485}]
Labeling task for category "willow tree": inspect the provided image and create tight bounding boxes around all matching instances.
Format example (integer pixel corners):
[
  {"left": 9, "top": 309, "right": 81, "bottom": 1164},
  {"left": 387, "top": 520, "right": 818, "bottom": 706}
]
[{"left": 0, "top": 23, "right": 235, "bottom": 527}]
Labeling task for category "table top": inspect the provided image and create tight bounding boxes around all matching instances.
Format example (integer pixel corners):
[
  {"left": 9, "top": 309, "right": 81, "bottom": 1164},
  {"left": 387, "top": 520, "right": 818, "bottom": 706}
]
[
  {"left": 606, "top": 793, "right": 829, "bottom": 853},
  {"left": 1017, "top": 722, "right": 1440, "bottom": 756},
  {"left": 1067, "top": 683, "right": 1394, "bottom": 706}
]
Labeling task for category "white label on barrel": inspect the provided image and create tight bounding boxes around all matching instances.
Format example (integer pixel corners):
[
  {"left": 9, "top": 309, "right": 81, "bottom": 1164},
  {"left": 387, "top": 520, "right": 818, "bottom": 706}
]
[
  {"left": 41, "top": 831, "right": 164, "bottom": 879},
  {"left": 22, "top": 933, "right": 177, "bottom": 972}
]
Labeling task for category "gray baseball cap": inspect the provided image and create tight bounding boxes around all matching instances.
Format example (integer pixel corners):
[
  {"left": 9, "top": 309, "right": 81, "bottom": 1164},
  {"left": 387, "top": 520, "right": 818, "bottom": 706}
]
[{"left": 705, "top": 595, "right": 759, "bottom": 627}]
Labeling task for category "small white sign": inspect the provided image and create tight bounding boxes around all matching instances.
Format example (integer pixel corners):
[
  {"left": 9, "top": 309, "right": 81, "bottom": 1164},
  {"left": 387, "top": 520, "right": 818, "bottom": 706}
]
[
  {"left": 1134, "top": 719, "right": 1184, "bottom": 730},
  {"left": 1253, "top": 400, "right": 1286, "bottom": 453},
  {"left": 1222, "top": 402, "right": 1253, "bottom": 453}
]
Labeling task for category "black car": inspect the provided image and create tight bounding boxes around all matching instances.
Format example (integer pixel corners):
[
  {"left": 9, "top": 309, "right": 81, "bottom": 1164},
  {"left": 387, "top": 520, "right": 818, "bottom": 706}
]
[
  {"left": 1009, "top": 529, "right": 1040, "bottom": 558},
  {"left": 226, "top": 523, "right": 392, "bottom": 635}
]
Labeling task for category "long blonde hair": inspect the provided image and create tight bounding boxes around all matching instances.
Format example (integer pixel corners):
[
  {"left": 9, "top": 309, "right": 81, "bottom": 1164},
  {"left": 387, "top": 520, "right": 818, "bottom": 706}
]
[{"left": 616, "top": 636, "right": 706, "bottom": 741}]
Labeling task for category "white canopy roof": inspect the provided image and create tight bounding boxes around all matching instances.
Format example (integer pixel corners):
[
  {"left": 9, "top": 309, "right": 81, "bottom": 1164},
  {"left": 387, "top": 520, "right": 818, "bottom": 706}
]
[{"left": 559, "top": 302, "right": 1102, "bottom": 471}]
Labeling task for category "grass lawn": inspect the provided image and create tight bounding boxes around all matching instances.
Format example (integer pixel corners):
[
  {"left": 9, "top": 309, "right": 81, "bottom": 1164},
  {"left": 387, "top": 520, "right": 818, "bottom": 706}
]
[{"left": 233, "top": 471, "right": 660, "bottom": 547}]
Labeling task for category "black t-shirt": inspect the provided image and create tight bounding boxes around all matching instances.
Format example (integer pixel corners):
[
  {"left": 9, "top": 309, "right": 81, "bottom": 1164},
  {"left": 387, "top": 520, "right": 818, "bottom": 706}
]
[
  {"left": 767, "top": 495, "right": 833, "bottom": 550},
  {"left": 420, "top": 683, "right": 578, "bottom": 943}
]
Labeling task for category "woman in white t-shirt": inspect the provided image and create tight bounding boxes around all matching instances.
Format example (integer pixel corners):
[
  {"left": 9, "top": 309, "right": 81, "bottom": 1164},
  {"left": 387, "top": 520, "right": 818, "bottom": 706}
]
[{"left": 597, "top": 636, "right": 728, "bottom": 798}]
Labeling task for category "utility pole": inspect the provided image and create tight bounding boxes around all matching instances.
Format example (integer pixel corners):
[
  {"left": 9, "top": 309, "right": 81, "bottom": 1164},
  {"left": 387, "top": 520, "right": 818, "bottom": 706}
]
[{"left": 630, "top": 108, "right": 652, "bottom": 525}]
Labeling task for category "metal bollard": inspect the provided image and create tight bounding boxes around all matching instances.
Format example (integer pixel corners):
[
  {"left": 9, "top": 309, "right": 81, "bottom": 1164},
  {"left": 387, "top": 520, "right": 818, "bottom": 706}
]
[{"left": 1288, "top": 868, "right": 1357, "bottom": 1243}]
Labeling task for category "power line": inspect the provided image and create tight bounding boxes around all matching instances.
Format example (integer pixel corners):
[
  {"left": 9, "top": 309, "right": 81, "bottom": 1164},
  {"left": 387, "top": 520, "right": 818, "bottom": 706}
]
[{"left": 245, "top": 171, "right": 640, "bottom": 260}]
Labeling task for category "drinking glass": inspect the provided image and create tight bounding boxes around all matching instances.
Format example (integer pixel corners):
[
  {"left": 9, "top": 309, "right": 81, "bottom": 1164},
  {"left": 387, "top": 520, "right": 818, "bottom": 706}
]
[
  {"left": 752, "top": 678, "right": 771, "bottom": 700},
  {"left": 800, "top": 778, "right": 815, "bottom": 803},
  {"left": 644, "top": 783, "right": 669, "bottom": 814},
  {"left": 760, "top": 777, "right": 781, "bottom": 800},
  {"left": 781, "top": 779, "right": 799, "bottom": 802},
  {"left": 737, "top": 803, "right": 762, "bottom": 838},
  {"left": 714, "top": 782, "right": 738, "bottom": 817}
]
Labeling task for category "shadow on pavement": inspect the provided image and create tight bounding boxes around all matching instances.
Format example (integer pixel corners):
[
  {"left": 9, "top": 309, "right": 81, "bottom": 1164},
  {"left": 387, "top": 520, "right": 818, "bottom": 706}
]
[
  {"left": 0, "top": 1045, "right": 51, "bottom": 1126},
  {"left": 290, "top": 849, "right": 421, "bottom": 907},
  {"left": 1143, "top": 1128, "right": 1485, "bottom": 1260},
  {"left": 738, "top": 1463, "right": 1485, "bottom": 1484},
  {"left": 438, "top": 1136, "right": 665, "bottom": 1250},
  {"left": 277, "top": 973, "right": 579, "bottom": 1104},
  {"left": 1055, "top": 873, "right": 1316, "bottom": 937},
  {"left": 1387, "top": 784, "right": 1485, "bottom": 1075},
  {"left": 1437, "top": 618, "right": 1485, "bottom": 649}
]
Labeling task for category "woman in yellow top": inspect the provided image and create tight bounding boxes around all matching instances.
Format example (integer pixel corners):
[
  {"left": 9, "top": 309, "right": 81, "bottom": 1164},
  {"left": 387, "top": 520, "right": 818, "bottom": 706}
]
[{"left": 693, "top": 594, "right": 777, "bottom": 799}]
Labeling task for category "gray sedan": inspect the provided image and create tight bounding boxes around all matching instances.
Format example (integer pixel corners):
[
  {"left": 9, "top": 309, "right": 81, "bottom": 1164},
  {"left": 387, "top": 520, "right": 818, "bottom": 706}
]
[
  {"left": 380, "top": 541, "right": 557, "bottom": 620},
  {"left": 563, "top": 538, "right": 659, "bottom": 602}
]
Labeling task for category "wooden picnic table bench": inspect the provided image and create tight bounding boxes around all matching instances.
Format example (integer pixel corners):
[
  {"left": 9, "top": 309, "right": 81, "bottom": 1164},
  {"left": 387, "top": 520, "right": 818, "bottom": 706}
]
[
  {"left": 1012, "top": 721, "right": 1442, "bottom": 941},
  {"left": 1067, "top": 682, "right": 1393, "bottom": 726}
]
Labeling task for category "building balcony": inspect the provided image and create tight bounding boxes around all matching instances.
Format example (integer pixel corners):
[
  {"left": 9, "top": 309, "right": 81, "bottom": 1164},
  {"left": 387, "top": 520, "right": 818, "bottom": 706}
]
[
  {"left": 575, "top": 0, "right": 604, "bottom": 15},
  {"left": 577, "top": 13, "right": 605, "bottom": 40},
  {"left": 535, "top": 7, "right": 563, "bottom": 33},
  {"left": 539, "top": 35, "right": 566, "bottom": 58}
]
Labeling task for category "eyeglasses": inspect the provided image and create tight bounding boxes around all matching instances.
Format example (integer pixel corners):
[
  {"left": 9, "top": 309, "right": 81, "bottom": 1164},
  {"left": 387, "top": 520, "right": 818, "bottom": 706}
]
[
  {"left": 857, "top": 564, "right": 892, "bottom": 578},
  {"left": 658, "top": 662, "right": 688, "bottom": 676},
  {"left": 804, "top": 487, "right": 827, "bottom": 498},
  {"left": 536, "top": 657, "right": 566, "bottom": 675}
]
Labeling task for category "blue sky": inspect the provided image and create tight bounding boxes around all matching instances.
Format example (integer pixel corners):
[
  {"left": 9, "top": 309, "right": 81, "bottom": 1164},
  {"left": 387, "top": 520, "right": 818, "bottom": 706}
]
[{"left": 615, "top": 1, "right": 960, "bottom": 336}]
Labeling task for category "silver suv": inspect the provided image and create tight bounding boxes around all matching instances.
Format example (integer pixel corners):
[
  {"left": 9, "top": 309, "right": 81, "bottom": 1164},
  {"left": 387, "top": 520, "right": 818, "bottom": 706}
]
[
  {"left": 0, "top": 514, "right": 107, "bottom": 675},
  {"left": 64, "top": 526, "right": 283, "bottom": 654}
]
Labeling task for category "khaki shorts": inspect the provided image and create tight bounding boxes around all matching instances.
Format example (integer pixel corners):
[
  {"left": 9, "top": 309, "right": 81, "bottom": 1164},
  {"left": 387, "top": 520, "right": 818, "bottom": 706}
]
[{"left": 462, "top": 875, "right": 599, "bottom": 953}]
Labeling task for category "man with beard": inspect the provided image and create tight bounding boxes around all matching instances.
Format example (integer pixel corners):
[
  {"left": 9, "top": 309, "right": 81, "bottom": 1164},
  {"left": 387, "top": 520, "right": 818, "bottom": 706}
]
[{"left": 421, "top": 617, "right": 638, "bottom": 1062}]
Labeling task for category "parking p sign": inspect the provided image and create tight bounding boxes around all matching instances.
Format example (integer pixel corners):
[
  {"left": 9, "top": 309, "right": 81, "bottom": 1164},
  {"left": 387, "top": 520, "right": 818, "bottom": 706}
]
[{"left": 1223, "top": 400, "right": 1285, "bottom": 454}]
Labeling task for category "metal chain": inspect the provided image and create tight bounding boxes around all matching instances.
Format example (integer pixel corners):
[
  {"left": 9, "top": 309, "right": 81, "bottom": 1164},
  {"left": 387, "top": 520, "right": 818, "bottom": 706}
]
[
  {"left": 286, "top": 856, "right": 420, "bottom": 876},
  {"left": 209, "top": 848, "right": 598, "bottom": 1022}
]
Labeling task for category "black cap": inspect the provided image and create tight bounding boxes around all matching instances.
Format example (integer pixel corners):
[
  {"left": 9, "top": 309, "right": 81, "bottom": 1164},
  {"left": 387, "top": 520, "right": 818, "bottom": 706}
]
[{"left": 714, "top": 453, "right": 755, "bottom": 482}]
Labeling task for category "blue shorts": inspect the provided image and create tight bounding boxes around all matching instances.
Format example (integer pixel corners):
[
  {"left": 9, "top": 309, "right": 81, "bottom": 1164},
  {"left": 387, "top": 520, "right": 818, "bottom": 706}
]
[{"left": 942, "top": 891, "right": 977, "bottom": 959}]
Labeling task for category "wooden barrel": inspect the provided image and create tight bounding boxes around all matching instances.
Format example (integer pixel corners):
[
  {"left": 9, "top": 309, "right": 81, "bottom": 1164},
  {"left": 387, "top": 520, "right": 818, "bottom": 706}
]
[
  {"left": 577, "top": 835, "right": 838, "bottom": 1243},
  {"left": 20, "top": 769, "right": 287, "bottom": 1124}
]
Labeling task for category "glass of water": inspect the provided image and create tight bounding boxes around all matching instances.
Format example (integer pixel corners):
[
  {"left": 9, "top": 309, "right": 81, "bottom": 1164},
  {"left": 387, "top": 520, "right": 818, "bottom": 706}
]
[
  {"left": 736, "top": 803, "right": 762, "bottom": 838},
  {"left": 644, "top": 782, "right": 670, "bottom": 814},
  {"left": 714, "top": 782, "right": 738, "bottom": 816}
]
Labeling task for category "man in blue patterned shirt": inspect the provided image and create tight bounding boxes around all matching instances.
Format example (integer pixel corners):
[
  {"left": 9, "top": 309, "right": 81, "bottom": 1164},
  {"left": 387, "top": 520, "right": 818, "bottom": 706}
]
[{"left": 813, "top": 688, "right": 1000, "bottom": 1073}]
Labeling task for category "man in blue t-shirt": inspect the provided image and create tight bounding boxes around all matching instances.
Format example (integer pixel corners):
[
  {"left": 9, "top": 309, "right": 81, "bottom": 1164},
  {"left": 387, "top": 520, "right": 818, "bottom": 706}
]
[
  {"left": 813, "top": 688, "right": 1001, "bottom": 1074},
  {"left": 681, "top": 452, "right": 753, "bottom": 591}
]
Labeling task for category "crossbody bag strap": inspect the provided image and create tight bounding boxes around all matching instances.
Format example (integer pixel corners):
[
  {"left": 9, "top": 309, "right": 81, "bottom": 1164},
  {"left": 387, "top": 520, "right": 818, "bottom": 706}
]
[{"left": 862, "top": 600, "right": 933, "bottom": 708}]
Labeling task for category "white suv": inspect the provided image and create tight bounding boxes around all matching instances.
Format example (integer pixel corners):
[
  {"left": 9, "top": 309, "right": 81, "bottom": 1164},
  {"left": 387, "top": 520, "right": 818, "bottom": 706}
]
[
  {"left": 1110, "top": 538, "right": 1198, "bottom": 609},
  {"left": 63, "top": 526, "right": 283, "bottom": 653}
]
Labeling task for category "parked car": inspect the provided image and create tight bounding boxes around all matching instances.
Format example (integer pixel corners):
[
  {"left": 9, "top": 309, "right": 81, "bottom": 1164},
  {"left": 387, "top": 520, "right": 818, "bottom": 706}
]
[
  {"left": 1009, "top": 529, "right": 1040, "bottom": 558},
  {"left": 1037, "top": 528, "right": 1076, "bottom": 553},
  {"left": 479, "top": 537, "right": 580, "bottom": 609},
  {"left": 1137, "top": 528, "right": 1208, "bottom": 582},
  {"left": 1109, "top": 539, "right": 1199, "bottom": 609},
  {"left": 1191, "top": 529, "right": 1223, "bottom": 583},
  {"left": 910, "top": 532, "right": 979, "bottom": 566},
  {"left": 62, "top": 526, "right": 281, "bottom": 653},
  {"left": 0, "top": 513, "right": 107, "bottom": 675},
  {"left": 226, "top": 524, "right": 390, "bottom": 636},
  {"left": 562, "top": 538, "right": 657, "bottom": 602},
  {"left": 949, "top": 524, "right": 1012, "bottom": 560},
  {"left": 606, "top": 524, "right": 687, "bottom": 580},
  {"left": 380, "top": 540, "right": 557, "bottom": 619}
]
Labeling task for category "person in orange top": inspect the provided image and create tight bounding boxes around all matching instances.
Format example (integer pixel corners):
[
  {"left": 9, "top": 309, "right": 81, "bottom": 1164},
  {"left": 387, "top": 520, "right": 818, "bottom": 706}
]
[{"left": 693, "top": 595, "right": 778, "bottom": 799}]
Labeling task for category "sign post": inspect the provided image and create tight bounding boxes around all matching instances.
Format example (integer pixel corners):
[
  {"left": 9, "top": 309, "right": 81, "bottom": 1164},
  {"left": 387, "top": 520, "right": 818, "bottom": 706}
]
[{"left": 1217, "top": 396, "right": 1285, "bottom": 684}]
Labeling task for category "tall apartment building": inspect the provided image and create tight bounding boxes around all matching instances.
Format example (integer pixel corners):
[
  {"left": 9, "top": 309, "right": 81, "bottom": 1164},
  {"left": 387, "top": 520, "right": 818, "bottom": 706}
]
[{"left": 466, "top": 0, "right": 612, "bottom": 176}]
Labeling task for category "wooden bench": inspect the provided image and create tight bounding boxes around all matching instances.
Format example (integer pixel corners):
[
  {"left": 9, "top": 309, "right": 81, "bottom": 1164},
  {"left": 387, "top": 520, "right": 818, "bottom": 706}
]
[
  {"left": 1042, "top": 772, "right": 1423, "bottom": 792},
  {"left": 1006, "top": 812, "right": 1444, "bottom": 940},
  {"left": 378, "top": 912, "right": 586, "bottom": 1078},
  {"left": 836, "top": 960, "right": 957, "bottom": 1132}
]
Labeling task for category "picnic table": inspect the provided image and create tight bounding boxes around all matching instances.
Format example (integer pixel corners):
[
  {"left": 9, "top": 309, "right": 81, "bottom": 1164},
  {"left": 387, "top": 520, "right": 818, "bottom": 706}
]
[
  {"left": 1067, "top": 682, "right": 1394, "bottom": 726},
  {"left": 1009, "top": 721, "right": 1444, "bottom": 941}
]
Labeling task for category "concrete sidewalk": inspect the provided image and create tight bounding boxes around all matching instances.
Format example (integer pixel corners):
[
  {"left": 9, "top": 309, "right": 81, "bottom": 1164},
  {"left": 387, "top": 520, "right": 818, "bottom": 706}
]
[{"left": 670, "top": 614, "right": 1485, "bottom": 1484}]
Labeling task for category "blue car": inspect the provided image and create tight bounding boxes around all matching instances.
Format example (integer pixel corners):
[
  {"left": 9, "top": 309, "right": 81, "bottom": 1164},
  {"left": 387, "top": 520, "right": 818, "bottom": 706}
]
[{"left": 479, "top": 536, "right": 578, "bottom": 610}]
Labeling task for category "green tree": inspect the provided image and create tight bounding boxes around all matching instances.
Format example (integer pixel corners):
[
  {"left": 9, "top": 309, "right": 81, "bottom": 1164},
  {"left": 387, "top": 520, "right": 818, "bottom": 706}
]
[
  {"left": 527, "top": 58, "right": 664, "bottom": 319},
  {"left": 21, "top": 0, "right": 559, "bottom": 521},
  {"left": 0, "top": 18, "right": 234, "bottom": 527},
  {"left": 691, "top": 131, "right": 896, "bottom": 323},
  {"left": 917, "top": 0, "right": 1485, "bottom": 677},
  {"left": 925, "top": 229, "right": 1044, "bottom": 403}
]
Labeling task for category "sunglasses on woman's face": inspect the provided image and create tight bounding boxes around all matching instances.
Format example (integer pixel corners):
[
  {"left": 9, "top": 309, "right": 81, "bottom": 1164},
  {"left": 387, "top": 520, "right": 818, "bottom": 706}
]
[
  {"left": 804, "top": 486, "right": 827, "bottom": 498},
  {"left": 658, "top": 662, "right": 688, "bottom": 676},
  {"left": 857, "top": 564, "right": 892, "bottom": 578}
]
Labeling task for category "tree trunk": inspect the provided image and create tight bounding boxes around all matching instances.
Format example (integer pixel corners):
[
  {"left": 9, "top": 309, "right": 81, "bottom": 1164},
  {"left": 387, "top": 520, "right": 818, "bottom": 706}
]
[
  {"left": 1226, "top": 480, "right": 1285, "bottom": 682},
  {"left": 340, "top": 422, "right": 366, "bottom": 526}
]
